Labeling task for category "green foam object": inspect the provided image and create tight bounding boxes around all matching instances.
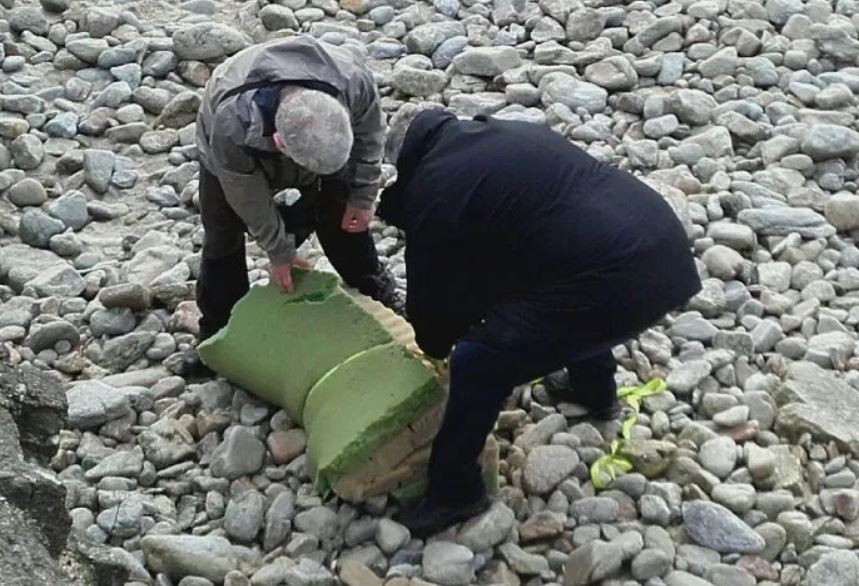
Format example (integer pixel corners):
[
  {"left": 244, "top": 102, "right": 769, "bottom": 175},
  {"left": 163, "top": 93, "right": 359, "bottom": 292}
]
[
  {"left": 303, "top": 342, "right": 444, "bottom": 492},
  {"left": 197, "top": 269, "right": 447, "bottom": 497},
  {"left": 197, "top": 271, "right": 394, "bottom": 425}
]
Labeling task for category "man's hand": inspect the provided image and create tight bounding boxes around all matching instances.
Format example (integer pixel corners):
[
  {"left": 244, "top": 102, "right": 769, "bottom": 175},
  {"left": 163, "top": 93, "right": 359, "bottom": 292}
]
[
  {"left": 270, "top": 257, "right": 311, "bottom": 293},
  {"left": 341, "top": 204, "right": 373, "bottom": 233}
]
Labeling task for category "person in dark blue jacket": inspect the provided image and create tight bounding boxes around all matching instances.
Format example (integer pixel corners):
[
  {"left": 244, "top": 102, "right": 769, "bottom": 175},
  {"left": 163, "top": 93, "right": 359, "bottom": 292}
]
[{"left": 379, "top": 107, "right": 702, "bottom": 537}]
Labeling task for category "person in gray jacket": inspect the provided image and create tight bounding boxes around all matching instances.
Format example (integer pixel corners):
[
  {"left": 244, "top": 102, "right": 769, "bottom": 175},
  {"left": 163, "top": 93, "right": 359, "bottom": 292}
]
[{"left": 185, "top": 36, "right": 404, "bottom": 376}]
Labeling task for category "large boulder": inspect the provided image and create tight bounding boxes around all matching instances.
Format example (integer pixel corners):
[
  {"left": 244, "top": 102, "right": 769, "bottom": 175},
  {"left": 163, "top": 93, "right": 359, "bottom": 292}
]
[
  {"left": 774, "top": 362, "right": 859, "bottom": 456},
  {"left": 0, "top": 363, "right": 72, "bottom": 575},
  {"left": 0, "top": 498, "right": 72, "bottom": 585},
  {"left": 0, "top": 364, "right": 66, "bottom": 460}
]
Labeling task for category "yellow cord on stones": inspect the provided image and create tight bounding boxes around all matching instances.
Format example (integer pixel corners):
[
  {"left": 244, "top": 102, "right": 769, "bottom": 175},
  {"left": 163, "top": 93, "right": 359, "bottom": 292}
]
[{"left": 590, "top": 378, "right": 666, "bottom": 490}]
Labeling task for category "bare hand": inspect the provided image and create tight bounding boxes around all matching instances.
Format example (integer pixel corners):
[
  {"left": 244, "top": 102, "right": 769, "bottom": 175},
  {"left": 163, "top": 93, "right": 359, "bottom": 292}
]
[
  {"left": 270, "top": 257, "right": 311, "bottom": 293},
  {"left": 341, "top": 204, "right": 373, "bottom": 233}
]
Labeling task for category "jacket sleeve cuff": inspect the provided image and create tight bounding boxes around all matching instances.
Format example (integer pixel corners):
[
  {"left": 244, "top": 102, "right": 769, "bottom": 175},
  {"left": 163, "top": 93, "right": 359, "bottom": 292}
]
[{"left": 265, "top": 233, "right": 297, "bottom": 266}]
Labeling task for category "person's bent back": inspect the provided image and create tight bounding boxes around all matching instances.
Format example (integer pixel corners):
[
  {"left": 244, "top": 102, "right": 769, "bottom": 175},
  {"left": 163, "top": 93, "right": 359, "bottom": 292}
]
[
  {"left": 379, "top": 109, "right": 701, "bottom": 360},
  {"left": 380, "top": 108, "right": 702, "bottom": 537}
]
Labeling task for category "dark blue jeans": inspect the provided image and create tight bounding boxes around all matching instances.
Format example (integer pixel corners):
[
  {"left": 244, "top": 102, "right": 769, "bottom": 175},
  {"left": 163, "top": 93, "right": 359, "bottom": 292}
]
[{"left": 425, "top": 301, "right": 649, "bottom": 505}]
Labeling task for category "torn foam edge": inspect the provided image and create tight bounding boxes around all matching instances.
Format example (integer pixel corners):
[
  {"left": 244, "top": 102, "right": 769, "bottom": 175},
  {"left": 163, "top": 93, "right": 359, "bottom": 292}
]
[
  {"left": 337, "top": 289, "right": 498, "bottom": 503},
  {"left": 331, "top": 402, "right": 445, "bottom": 501},
  {"left": 304, "top": 343, "right": 445, "bottom": 492}
]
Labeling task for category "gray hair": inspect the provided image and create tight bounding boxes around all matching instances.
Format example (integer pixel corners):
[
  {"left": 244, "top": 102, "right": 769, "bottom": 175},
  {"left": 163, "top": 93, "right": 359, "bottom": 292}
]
[
  {"left": 385, "top": 102, "right": 445, "bottom": 165},
  {"left": 275, "top": 88, "right": 353, "bottom": 175}
]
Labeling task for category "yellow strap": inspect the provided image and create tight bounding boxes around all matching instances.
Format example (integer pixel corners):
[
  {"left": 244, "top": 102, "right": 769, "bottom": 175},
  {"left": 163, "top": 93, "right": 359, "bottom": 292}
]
[
  {"left": 617, "top": 378, "right": 666, "bottom": 408},
  {"left": 590, "top": 377, "right": 665, "bottom": 489}
]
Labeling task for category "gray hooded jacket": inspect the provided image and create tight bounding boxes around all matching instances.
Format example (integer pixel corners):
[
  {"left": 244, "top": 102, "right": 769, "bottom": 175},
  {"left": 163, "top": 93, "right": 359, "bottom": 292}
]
[{"left": 196, "top": 36, "right": 385, "bottom": 264}]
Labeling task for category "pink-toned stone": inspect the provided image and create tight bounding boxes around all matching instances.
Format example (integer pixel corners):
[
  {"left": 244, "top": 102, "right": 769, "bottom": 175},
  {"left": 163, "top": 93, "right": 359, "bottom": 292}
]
[
  {"left": 519, "top": 512, "right": 564, "bottom": 543},
  {"left": 737, "top": 555, "right": 779, "bottom": 581},
  {"left": 168, "top": 300, "right": 201, "bottom": 335},
  {"left": 267, "top": 429, "right": 307, "bottom": 465},
  {"left": 725, "top": 421, "right": 759, "bottom": 443}
]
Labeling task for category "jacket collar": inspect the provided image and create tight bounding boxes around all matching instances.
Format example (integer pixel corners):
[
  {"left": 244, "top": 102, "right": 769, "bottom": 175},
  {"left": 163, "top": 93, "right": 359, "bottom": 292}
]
[
  {"left": 248, "top": 80, "right": 341, "bottom": 138},
  {"left": 377, "top": 109, "right": 457, "bottom": 229}
]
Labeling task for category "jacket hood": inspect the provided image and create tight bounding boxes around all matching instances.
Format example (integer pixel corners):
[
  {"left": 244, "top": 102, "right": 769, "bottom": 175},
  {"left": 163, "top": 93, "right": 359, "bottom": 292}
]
[{"left": 377, "top": 109, "right": 457, "bottom": 229}]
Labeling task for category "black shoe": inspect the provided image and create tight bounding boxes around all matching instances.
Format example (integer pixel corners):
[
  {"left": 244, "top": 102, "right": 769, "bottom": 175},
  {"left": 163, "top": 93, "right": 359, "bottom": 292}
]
[
  {"left": 180, "top": 348, "right": 215, "bottom": 380},
  {"left": 543, "top": 370, "right": 622, "bottom": 421},
  {"left": 589, "top": 401, "right": 623, "bottom": 421},
  {"left": 394, "top": 494, "right": 491, "bottom": 539}
]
